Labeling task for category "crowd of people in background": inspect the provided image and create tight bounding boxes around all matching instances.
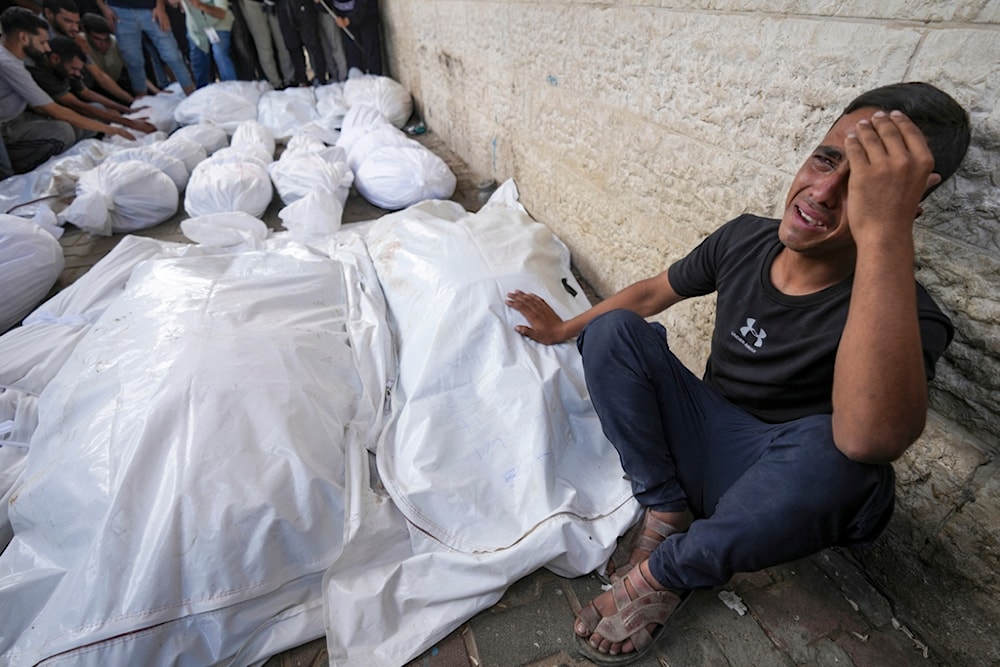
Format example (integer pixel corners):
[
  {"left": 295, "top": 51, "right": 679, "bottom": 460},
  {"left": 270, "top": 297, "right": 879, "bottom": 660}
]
[{"left": 0, "top": 0, "right": 383, "bottom": 178}]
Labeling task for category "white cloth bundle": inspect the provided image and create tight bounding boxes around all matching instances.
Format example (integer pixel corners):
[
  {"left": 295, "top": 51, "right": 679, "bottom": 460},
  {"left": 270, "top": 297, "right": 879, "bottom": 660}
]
[
  {"left": 354, "top": 145, "right": 456, "bottom": 210},
  {"left": 257, "top": 87, "right": 319, "bottom": 142},
  {"left": 335, "top": 104, "right": 392, "bottom": 155},
  {"left": 173, "top": 80, "right": 270, "bottom": 130},
  {"left": 268, "top": 154, "right": 353, "bottom": 206},
  {"left": 268, "top": 152, "right": 353, "bottom": 235},
  {"left": 127, "top": 85, "right": 184, "bottom": 133},
  {"left": 169, "top": 123, "right": 229, "bottom": 156},
  {"left": 0, "top": 239, "right": 382, "bottom": 666},
  {"left": 209, "top": 145, "right": 273, "bottom": 169},
  {"left": 324, "top": 182, "right": 636, "bottom": 665},
  {"left": 103, "top": 147, "right": 189, "bottom": 191},
  {"left": 315, "top": 81, "right": 348, "bottom": 123},
  {"left": 0, "top": 215, "right": 64, "bottom": 333},
  {"left": 151, "top": 137, "right": 208, "bottom": 173},
  {"left": 230, "top": 119, "right": 276, "bottom": 158},
  {"left": 57, "top": 160, "right": 179, "bottom": 235},
  {"left": 346, "top": 125, "right": 418, "bottom": 173},
  {"left": 184, "top": 159, "right": 273, "bottom": 218},
  {"left": 343, "top": 73, "right": 413, "bottom": 129},
  {"left": 180, "top": 211, "right": 269, "bottom": 247}
]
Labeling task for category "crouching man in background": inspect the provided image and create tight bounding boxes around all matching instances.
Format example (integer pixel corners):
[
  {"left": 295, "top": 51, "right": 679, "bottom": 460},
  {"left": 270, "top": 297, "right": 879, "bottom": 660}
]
[{"left": 0, "top": 7, "right": 133, "bottom": 178}]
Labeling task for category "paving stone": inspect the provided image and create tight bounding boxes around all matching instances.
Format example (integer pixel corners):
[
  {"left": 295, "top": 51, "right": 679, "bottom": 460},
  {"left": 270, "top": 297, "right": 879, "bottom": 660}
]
[
  {"left": 810, "top": 549, "right": 893, "bottom": 628},
  {"left": 469, "top": 573, "right": 579, "bottom": 667},
  {"left": 810, "top": 637, "right": 856, "bottom": 667},
  {"left": 670, "top": 587, "right": 794, "bottom": 667},
  {"left": 835, "top": 622, "right": 944, "bottom": 667},
  {"left": 405, "top": 629, "right": 473, "bottom": 667},
  {"left": 740, "top": 560, "right": 872, "bottom": 664}
]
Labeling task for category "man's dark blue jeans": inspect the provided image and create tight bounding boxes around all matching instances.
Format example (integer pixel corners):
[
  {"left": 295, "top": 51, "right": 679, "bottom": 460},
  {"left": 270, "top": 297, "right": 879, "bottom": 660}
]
[{"left": 577, "top": 309, "right": 896, "bottom": 591}]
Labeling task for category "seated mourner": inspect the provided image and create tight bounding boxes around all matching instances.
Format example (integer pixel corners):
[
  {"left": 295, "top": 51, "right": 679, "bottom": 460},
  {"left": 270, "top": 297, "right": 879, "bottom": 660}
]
[
  {"left": 506, "top": 82, "right": 970, "bottom": 664},
  {"left": 0, "top": 6, "right": 132, "bottom": 177},
  {"left": 27, "top": 35, "right": 156, "bottom": 135}
]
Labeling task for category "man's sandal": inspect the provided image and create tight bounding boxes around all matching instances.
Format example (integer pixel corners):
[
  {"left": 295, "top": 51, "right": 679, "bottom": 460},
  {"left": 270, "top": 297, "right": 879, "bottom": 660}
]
[
  {"left": 575, "top": 565, "right": 692, "bottom": 665},
  {"left": 605, "top": 509, "right": 688, "bottom": 583}
]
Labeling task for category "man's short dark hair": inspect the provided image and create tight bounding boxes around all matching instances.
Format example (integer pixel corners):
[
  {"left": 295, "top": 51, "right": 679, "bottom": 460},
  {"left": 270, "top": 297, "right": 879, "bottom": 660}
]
[
  {"left": 82, "top": 12, "right": 111, "bottom": 35},
  {"left": 42, "top": 0, "right": 81, "bottom": 16},
  {"left": 843, "top": 82, "right": 971, "bottom": 195},
  {"left": 48, "top": 34, "right": 85, "bottom": 63},
  {"left": 1, "top": 7, "right": 50, "bottom": 37}
]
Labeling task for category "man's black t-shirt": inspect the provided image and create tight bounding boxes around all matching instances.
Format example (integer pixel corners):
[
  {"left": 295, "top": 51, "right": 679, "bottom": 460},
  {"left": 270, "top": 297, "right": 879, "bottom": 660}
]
[
  {"left": 26, "top": 62, "right": 84, "bottom": 99},
  {"left": 667, "top": 214, "right": 954, "bottom": 423}
]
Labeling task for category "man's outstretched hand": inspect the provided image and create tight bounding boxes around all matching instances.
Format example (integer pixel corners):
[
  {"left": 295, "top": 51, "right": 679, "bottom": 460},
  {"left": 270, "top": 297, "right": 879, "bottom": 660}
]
[{"left": 505, "top": 290, "right": 568, "bottom": 345}]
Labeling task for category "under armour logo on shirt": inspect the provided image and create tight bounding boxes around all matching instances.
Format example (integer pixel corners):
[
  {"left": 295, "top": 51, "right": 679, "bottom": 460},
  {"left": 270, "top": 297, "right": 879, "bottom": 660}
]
[{"left": 739, "top": 318, "right": 767, "bottom": 347}]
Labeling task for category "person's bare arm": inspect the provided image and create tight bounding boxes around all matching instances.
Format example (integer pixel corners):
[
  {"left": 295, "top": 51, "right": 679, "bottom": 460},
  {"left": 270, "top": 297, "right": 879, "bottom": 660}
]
[
  {"left": 831, "top": 110, "right": 941, "bottom": 464},
  {"left": 505, "top": 271, "right": 686, "bottom": 345},
  {"left": 33, "top": 100, "right": 135, "bottom": 140},
  {"left": 76, "top": 86, "right": 130, "bottom": 113},
  {"left": 56, "top": 90, "right": 157, "bottom": 133},
  {"left": 85, "top": 61, "right": 135, "bottom": 103},
  {"left": 95, "top": 0, "right": 118, "bottom": 29},
  {"left": 151, "top": 0, "right": 172, "bottom": 30},
  {"left": 187, "top": 0, "right": 226, "bottom": 20}
]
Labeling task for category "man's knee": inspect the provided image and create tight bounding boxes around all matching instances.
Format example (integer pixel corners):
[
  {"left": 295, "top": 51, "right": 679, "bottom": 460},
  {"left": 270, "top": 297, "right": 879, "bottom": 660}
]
[
  {"left": 577, "top": 309, "right": 652, "bottom": 355},
  {"left": 53, "top": 121, "right": 75, "bottom": 152},
  {"left": 771, "top": 415, "right": 895, "bottom": 543}
]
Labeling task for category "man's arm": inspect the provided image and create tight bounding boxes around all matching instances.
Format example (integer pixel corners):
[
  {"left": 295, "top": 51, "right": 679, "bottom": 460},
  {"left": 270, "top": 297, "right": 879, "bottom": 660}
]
[
  {"left": 95, "top": 0, "right": 118, "bottom": 29},
  {"left": 151, "top": 0, "right": 172, "bottom": 31},
  {"left": 32, "top": 100, "right": 135, "bottom": 140},
  {"left": 186, "top": 0, "right": 227, "bottom": 20},
  {"left": 832, "top": 110, "right": 941, "bottom": 464},
  {"left": 85, "top": 62, "right": 135, "bottom": 103},
  {"left": 76, "top": 86, "right": 130, "bottom": 113},
  {"left": 52, "top": 90, "right": 157, "bottom": 133},
  {"left": 505, "top": 271, "right": 686, "bottom": 345}
]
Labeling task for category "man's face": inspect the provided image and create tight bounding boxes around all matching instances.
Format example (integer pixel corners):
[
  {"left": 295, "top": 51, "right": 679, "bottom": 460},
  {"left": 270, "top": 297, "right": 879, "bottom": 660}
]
[
  {"left": 88, "top": 30, "right": 111, "bottom": 54},
  {"left": 52, "top": 53, "right": 84, "bottom": 79},
  {"left": 47, "top": 8, "right": 81, "bottom": 39},
  {"left": 23, "top": 28, "right": 50, "bottom": 61},
  {"left": 778, "top": 107, "right": 876, "bottom": 259}
]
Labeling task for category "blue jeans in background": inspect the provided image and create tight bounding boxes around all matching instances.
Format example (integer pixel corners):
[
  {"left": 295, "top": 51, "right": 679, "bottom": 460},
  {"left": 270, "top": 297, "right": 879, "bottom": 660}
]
[
  {"left": 112, "top": 5, "right": 194, "bottom": 94},
  {"left": 189, "top": 31, "right": 237, "bottom": 88}
]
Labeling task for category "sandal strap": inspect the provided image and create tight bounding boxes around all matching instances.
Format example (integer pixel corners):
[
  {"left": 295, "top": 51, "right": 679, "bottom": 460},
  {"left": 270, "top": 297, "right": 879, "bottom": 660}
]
[
  {"left": 592, "top": 567, "right": 682, "bottom": 644},
  {"left": 642, "top": 510, "right": 686, "bottom": 540}
]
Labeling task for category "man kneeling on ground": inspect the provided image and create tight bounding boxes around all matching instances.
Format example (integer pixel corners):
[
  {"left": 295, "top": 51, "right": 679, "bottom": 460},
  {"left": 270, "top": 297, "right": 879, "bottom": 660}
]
[
  {"left": 506, "top": 82, "right": 969, "bottom": 665},
  {"left": 28, "top": 35, "right": 157, "bottom": 136},
  {"left": 0, "top": 7, "right": 133, "bottom": 178}
]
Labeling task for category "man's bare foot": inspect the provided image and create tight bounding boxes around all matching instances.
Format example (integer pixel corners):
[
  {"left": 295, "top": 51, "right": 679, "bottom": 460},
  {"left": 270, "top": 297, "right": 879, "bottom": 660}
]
[
  {"left": 574, "top": 560, "right": 686, "bottom": 658},
  {"left": 607, "top": 508, "right": 693, "bottom": 582}
]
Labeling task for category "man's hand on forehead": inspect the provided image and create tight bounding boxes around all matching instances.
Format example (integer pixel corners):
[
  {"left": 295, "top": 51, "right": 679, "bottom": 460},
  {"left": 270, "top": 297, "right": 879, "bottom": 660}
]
[{"left": 844, "top": 110, "right": 938, "bottom": 243}]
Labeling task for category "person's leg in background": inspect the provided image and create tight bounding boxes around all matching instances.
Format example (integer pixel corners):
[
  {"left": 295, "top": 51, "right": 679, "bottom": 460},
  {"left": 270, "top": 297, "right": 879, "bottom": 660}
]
[
  {"left": 275, "top": 0, "right": 307, "bottom": 85},
  {"left": 228, "top": 0, "right": 263, "bottom": 81},
  {"left": 292, "top": 0, "right": 327, "bottom": 83},
  {"left": 265, "top": 2, "right": 294, "bottom": 86},
  {"left": 316, "top": 6, "right": 345, "bottom": 81},
  {"left": 112, "top": 6, "right": 150, "bottom": 95},
  {"left": 188, "top": 42, "right": 211, "bottom": 88},
  {"left": 142, "top": 34, "right": 168, "bottom": 88},
  {"left": 210, "top": 30, "right": 237, "bottom": 82},
  {"left": 139, "top": 8, "right": 195, "bottom": 92},
  {"left": 237, "top": 0, "right": 280, "bottom": 87}
]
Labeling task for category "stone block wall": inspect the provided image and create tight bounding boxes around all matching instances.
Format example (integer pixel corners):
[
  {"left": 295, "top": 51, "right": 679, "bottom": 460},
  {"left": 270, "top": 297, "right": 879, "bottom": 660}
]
[{"left": 379, "top": 2, "right": 999, "bottom": 664}]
